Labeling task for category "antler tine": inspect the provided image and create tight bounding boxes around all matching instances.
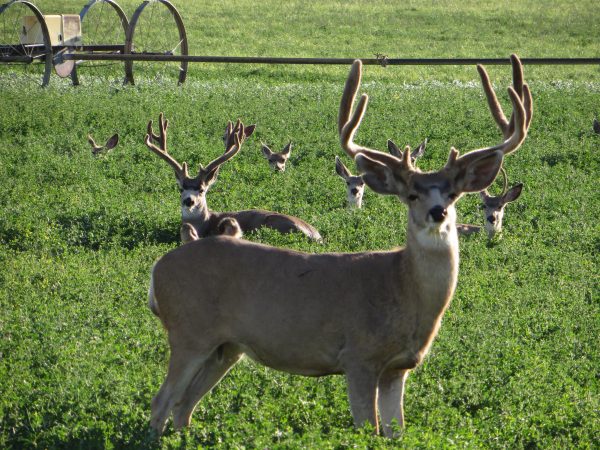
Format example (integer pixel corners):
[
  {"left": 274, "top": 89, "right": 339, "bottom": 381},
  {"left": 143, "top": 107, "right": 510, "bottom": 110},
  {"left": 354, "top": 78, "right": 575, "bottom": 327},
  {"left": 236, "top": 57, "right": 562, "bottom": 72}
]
[
  {"left": 454, "top": 85, "right": 527, "bottom": 168},
  {"left": 478, "top": 54, "right": 532, "bottom": 140},
  {"left": 203, "top": 128, "right": 242, "bottom": 175},
  {"left": 339, "top": 61, "right": 379, "bottom": 158},
  {"left": 499, "top": 166, "right": 508, "bottom": 196},
  {"left": 510, "top": 53, "right": 524, "bottom": 98},
  {"left": 147, "top": 119, "right": 159, "bottom": 143},
  {"left": 338, "top": 60, "right": 409, "bottom": 168},
  {"left": 523, "top": 83, "right": 533, "bottom": 130},
  {"left": 401, "top": 145, "right": 414, "bottom": 171},
  {"left": 452, "top": 54, "right": 531, "bottom": 170},
  {"left": 147, "top": 112, "right": 169, "bottom": 143},
  {"left": 223, "top": 119, "right": 250, "bottom": 153},
  {"left": 338, "top": 60, "right": 362, "bottom": 137},
  {"left": 506, "top": 54, "right": 534, "bottom": 136},
  {"left": 477, "top": 63, "right": 510, "bottom": 138},
  {"left": 144, "top": 113, "right": 185, "bottom": 178}
]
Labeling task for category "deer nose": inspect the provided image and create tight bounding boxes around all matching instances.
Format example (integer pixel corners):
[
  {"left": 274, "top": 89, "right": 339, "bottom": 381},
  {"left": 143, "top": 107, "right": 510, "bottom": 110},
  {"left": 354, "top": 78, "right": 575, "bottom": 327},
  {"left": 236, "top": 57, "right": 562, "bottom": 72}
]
[
  {"left": 487, "top": 215, "right": 496, "bottom": 224},
  {"left": 183, "top": 197, "right": 194, "bottom": 207},
  {"left": 429, "top": 205, "right": 447, "bottom": 223},
  {"left": 351, "top": 188, "right": 359, "bottom": 195}
]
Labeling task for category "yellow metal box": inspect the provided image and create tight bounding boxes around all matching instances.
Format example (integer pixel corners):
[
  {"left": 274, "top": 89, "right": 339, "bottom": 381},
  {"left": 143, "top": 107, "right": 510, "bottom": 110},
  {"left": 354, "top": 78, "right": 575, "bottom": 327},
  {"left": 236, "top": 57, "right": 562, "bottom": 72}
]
[{"left": 20, "top": 15, "right": 82, "bottom": 46}]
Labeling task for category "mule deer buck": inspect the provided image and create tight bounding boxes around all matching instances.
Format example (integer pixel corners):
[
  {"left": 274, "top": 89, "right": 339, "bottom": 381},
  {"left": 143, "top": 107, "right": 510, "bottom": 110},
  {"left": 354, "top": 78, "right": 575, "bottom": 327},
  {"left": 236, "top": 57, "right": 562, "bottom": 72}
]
[
  {"left": 88, "top": 133, "right": 119, "bottom": 156},
  {"left": 144, "top": 114, "right": 321, "bottom": 241},
  {"left": 479, "top": 167, "right": 523, "bottom": 239},
  {"left": 335, "top": 156, "right": 365, "bottom": 208},
  {"left": 147, "top": 55, "right": 531, "bottom": 437},
  {"left": 261, "top": 141, "right": 292, "bottom": 171}
]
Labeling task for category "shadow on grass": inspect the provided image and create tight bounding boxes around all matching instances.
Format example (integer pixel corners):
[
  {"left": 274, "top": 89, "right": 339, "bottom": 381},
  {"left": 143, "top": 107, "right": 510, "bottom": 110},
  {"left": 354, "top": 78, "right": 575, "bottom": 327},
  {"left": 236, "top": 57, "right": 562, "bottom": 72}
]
[
  {"left": 53, "top": 212, "right": 180, "bottom": 251},
  {"left": 4, "top": 426, "right": 164, "bottom": 450}
]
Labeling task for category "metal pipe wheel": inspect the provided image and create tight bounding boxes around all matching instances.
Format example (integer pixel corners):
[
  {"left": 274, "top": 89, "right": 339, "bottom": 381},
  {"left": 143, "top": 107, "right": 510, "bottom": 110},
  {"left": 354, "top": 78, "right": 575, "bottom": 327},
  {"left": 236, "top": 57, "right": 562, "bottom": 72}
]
[
  {"left": 124, "top": 0, "right": 188, "bottom": 85},
  {"left": 71, "top": 0, "right": 129, "bottom": 85},
  {"left": 0, "top": 0, "right": 52, "bottom": 87}
]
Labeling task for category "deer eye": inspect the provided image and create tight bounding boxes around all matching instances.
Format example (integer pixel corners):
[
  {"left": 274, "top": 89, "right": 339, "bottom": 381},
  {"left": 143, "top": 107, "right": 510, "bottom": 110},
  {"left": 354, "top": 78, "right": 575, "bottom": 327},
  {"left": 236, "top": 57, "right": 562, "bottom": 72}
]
[
  {"left": 448, "top": 192, "right": 457, "bottom": 200},
  {"left": 408, "top": 194, "right": 418, "bottom": 201}
]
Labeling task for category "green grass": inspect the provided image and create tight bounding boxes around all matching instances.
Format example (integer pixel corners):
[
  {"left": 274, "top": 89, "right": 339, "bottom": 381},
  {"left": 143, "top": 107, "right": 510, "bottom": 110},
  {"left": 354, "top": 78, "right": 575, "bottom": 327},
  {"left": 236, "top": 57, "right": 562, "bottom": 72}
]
[{"left": 1, "top": 0, "right": 599, "bottom": 448}]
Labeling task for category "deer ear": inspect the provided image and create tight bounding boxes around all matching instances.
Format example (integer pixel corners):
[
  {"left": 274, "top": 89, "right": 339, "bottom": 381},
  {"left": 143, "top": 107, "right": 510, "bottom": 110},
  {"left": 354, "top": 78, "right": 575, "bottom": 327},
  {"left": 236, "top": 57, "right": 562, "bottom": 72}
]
[
  {"left": 503, "top": 183, "right": 523, "bottom": 203},
  {"left": 105, "top": 133, "right": 119, "bottom": 150},
  {"left": 387, "top": 139, "right": 402, "bottom": 158},
  {"left": 335, "top": 156, "right": 350, "bottom": 178},
  {"left": 88, "top": 134, "right": 98, "bottom": 147},
  {"left": 455, "top": 151, "right": 503, "bottom": 193},
  {"left": 355, "top": 153, "right": 405, "bottom": 196},
  {"left": 261, "top": 144, "right": 272, "bottom": 158},
  {"left": 282, "top": 142, "right": 292, "bottom": 156},
  {"left": 244, "top": 124, "right": 256, "bottom": 138},
  {"left": 203, "top": 166, "right": 220, "bottom": 186},
  {"left": 411, "top": 138, "right": 427, "bottom": 160}
]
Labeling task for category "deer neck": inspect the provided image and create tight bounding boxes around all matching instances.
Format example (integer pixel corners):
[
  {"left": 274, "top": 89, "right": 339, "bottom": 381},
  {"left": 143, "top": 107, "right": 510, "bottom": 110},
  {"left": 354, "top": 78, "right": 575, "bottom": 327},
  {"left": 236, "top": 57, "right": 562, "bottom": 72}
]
[
  {"left": 403, "top": 211, "right": 459, "bottom": 310},
  {"left": 181, "top": 199, "right": 211, "bottom": 223}
]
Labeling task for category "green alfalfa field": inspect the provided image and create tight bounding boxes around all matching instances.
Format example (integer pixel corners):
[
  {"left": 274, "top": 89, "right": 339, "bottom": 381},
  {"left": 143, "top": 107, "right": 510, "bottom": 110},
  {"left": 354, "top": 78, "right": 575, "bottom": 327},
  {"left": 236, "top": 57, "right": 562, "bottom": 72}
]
[{"left": 0, "top": 0, "right": 598, "bottom": 448}]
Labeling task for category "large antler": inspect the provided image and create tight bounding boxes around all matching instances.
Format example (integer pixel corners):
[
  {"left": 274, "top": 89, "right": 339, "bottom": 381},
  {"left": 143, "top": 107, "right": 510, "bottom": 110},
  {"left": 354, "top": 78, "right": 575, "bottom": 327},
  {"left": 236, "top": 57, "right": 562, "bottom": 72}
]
[
  {"left": 145, "top": 114, "right": 249, "bottom": 182},
  {"left": 199, "top": 119, "right": 254, "bottom": 175},
  {"left": 145, "top": 113, "right": 188, "bottom": 179},
  {"left": 338, "top": 60, "right": 409, "bottom": 169},
  {"left": 201, "top": 119, "right": 244, "bottom": 176},
  {"left": 339, "top": 55, "right": 531, "bottom": 179},
  {"left": 478, "top": 54, "right": 533, "bottom": 139},
  {"left": 448, "top": 54, "right": 531, "bottom": 169}
]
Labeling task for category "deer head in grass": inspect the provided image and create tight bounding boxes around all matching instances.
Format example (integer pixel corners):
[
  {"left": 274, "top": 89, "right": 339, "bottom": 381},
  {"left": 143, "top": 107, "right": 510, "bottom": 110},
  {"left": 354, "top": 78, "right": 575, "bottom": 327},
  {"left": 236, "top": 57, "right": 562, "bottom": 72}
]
[
  {"left": 145, "top": 115, "right": 321, "bottom": 241},
  {"left": 261, "top": 142, "right": 292, "bottom": 172},
  {"left": 480, "top": 167, "right": 523, "bottom": 239}
]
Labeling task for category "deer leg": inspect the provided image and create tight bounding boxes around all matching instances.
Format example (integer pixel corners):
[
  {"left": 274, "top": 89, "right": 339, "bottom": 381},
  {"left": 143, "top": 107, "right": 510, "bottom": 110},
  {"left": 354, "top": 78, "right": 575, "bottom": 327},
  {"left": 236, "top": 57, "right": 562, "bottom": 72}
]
[
  {"left": 345, "top": 366, "right": 379, "bottom": 434},
  {"left": 171, "top": 343, "right": 243, "bottom": 429},
  {"left": 150, "top": 347, "right": 211, "bottom": 434},
  {"left": 377, "top": 369, "right": 409, "bottom": 438}
]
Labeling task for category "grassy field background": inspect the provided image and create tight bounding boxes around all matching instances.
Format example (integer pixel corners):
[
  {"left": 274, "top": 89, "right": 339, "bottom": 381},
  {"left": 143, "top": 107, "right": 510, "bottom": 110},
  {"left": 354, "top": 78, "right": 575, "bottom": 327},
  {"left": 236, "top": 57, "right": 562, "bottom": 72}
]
[{"left": 1, "top": 0, "right": 599, "bottom": 448}]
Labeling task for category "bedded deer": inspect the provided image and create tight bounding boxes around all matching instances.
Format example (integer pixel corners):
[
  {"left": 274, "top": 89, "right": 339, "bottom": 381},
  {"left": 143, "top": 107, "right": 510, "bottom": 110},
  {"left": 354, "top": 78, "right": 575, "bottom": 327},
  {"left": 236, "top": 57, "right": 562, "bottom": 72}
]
[
  {"left": 147, "top": 55, "right": 532, "bottom": 437},
  {"left": 144, "top": 115, "right": 321, "bottom": 241},
  {"left": 261, "top": 141, "right": 292, "bottom": 172},
  {"left": 336, "top": 139, "right": 426, "bottom": 208},
  {"left": 88, "top": 133, "right": 119, "bottom": 156},
  {"left": 387, "top": 138, "right": 427, "bottom": 164},
  {"left": 480, "top": 167, "right": 523, "bottom": 239},
  {"left": 335, "top": 156, "right": 366, "bottom": 208}
]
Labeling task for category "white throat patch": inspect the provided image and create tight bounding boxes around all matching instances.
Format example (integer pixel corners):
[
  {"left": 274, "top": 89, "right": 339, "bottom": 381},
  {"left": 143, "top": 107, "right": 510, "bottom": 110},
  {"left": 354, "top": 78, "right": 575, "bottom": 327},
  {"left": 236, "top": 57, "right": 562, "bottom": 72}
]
[
  {"left": 180, "top": 189, "right": 204, "bottom": 219},
  {"left": 415, "top": 207, "right": 458, "bottom": 250}
]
